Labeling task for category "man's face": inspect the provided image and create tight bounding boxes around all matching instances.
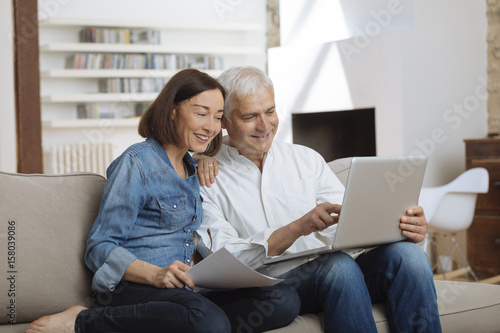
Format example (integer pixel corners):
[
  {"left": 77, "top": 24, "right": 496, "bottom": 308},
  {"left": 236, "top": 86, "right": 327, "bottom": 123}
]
[{"left": 223, "top": 88, "right": 279, "bottom": 163}]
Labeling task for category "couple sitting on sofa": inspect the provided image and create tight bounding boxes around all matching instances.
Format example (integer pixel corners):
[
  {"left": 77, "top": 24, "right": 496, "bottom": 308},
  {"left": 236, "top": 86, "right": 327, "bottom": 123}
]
[{"left": 25, "top": 67, "right": 441, "bottom": 333}]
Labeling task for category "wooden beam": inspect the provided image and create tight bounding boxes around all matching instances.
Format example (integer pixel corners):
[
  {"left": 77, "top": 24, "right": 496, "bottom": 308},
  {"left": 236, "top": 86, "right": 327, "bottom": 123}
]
[{"left": 12, "top": 0, "right": 43, "bottom": 173}]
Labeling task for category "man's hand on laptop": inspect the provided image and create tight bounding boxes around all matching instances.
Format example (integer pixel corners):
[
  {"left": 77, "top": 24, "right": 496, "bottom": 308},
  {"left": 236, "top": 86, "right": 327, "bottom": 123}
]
[
  {"left": 399, "top": 206, "right": 428, "bottom": 243},
  {"left": 268, "top": 203, "right": 341, "bottom": 257},
  {"left": 294, "top": 202, "right": 341, "bottom": 236}
]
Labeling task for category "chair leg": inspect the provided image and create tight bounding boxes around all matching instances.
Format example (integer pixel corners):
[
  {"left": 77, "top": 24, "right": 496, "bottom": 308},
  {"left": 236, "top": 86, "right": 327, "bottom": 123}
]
[
  {"left": 450, "top": 233, "right": 479, "bottom": 281},
  {"left": 427, "top": 232, "right": 479, "bottom": 281}
]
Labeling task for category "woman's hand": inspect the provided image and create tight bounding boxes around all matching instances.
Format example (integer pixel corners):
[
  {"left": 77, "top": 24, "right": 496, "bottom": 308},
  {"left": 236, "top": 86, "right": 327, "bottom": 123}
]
[
  {"left": 124, "top": 259, "right": 195, "bottom": 289},
  {"left": 195, "top": 156, "right": 219, "bottom": 187},
  {"left": 154, "top": 260, "right": 195, "bottom": 289}
]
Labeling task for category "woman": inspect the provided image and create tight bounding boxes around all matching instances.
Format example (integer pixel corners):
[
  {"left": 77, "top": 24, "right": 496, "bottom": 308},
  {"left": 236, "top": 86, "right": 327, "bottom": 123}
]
[{"left": 26, "top": 69, "right": 298, "bottom": 333}]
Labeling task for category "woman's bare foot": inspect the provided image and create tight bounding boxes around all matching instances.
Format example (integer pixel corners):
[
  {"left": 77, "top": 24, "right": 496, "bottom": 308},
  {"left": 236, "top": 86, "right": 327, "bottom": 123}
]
[{"left": 25, "top": 305, "right": 86, "bottom": 333}]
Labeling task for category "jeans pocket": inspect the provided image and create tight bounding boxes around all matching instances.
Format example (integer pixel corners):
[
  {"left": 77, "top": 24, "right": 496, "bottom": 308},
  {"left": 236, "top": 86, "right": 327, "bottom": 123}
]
[{"left": 157, "top": 195, "right": 187, "bottom": 232}]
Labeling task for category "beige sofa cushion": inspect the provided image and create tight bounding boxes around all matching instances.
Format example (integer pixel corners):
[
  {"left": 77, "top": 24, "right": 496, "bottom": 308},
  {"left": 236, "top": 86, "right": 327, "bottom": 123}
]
[{"left": 0, "top": 172, "right": 105, "bottom": 325}]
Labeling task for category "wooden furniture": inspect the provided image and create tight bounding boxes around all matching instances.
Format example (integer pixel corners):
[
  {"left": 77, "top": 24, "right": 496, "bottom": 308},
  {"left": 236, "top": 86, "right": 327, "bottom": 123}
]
[{"left": 464, "top": 138, "right": 500, "bottom": 277}]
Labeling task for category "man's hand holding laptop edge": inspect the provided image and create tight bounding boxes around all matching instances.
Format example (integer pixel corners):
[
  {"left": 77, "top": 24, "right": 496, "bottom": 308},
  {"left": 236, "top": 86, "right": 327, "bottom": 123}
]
[{"left": 400, "top": 205, "right": 428, "bottom": 243}]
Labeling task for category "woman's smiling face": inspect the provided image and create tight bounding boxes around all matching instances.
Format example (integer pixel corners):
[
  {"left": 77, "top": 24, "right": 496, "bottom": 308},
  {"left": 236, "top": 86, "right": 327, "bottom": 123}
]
[{"left": 173, "top": 89, "right": 224, "bottom": 153}]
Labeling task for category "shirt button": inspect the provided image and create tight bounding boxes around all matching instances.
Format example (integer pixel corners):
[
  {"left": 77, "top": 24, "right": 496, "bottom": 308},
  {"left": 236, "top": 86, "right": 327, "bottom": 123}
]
[
  {"left": 187, "top": 229, "right": 191, "bottom": 233},
  {"left": 185, "top": 243, "right": 189, "bottom": 247},
  {"left": 173, "top": 205, "right": 177, "bottom": 209},
  {"left": 192, "top": 217, "right": 196, "bottom": 222},
  {"left": 187, "top": 259, "right": 191, "bottom": 263}
]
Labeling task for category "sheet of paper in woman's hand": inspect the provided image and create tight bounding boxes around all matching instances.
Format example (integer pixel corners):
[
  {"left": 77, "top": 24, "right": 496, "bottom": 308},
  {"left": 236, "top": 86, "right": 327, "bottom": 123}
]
[{"left": 186, "top": 248, "right": 283, "bottom": 289}]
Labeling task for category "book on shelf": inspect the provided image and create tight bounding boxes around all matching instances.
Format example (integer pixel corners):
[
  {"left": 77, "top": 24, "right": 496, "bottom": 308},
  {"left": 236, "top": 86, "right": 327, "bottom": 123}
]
[
  {"left": 135, "top": 102, "right": 150, "bottom": 117},
  {"left": 98, "top": 78, "right": 168, "bottom": 93},
  {"left": 77, "top": 103, "right": 148, "bottom": 119},
  {"left": 77, "top": 103, "right": 99, "bottom": 119},
  {"left": 79, "top": 27, "right": 160, "bottom": 45},
  {"left": 65, "top": 53, "right": 224, "bottom": 70},
  {"left": 130, "top": 29, "right": 161, "bottom": 45}
]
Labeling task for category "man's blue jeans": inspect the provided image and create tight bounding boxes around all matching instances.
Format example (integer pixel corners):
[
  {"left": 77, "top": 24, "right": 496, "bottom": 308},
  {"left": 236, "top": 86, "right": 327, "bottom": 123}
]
[
  {"left": 74, "top": 282, "right": 299, "bottom": 333},
  {"left": 277, "top": 241, "right": 442, "bottom": 333}
]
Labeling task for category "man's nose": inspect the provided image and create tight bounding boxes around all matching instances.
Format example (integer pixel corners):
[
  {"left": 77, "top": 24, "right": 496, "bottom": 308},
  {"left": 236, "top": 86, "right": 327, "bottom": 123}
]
[{"left": 256, "top": 115, "right": 270, "bottom": 130}]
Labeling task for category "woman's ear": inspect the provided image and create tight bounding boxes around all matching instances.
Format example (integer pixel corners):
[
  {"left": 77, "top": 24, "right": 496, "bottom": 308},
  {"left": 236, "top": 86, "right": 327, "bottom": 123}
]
[{"left": 172, "top": 107, "right": 177, "bottom": 120}]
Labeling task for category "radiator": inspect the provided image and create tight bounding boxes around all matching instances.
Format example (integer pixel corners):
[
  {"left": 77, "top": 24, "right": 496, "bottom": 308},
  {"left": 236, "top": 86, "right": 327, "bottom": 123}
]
[{"left": 43, "top": 142, "right": 114, "bottom": 176}]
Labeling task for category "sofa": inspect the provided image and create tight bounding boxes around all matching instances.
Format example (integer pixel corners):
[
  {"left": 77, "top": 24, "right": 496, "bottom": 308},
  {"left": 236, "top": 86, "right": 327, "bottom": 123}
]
[{"left": 1, "top": 157, "right": 500, "bottom": 333}]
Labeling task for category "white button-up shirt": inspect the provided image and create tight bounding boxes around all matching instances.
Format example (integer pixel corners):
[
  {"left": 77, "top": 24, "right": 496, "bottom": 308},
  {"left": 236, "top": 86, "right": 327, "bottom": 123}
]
[{"left": 197, "top": 141, "right": 345, "bottom": 277}]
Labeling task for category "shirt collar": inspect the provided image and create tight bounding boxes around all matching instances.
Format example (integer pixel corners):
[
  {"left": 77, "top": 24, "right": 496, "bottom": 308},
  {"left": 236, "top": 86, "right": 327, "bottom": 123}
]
[
  {"left": 146, "top": 137, "right": 198, "bottom": 176},
  {"left": 222, "top": 142, "right": 274, "bottom": 165}
]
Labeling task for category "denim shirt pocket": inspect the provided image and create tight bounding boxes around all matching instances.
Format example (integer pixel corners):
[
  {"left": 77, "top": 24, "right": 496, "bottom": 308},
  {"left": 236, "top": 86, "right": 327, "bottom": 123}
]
[{"left": 157, "top": 195, "right": 187, "bottom": 232}]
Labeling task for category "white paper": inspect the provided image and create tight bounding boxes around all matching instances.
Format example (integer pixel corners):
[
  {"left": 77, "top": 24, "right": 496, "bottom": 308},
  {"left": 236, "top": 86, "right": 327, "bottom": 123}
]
[{"left": 186, "top": 248, "right": 283, "bottom": 289}]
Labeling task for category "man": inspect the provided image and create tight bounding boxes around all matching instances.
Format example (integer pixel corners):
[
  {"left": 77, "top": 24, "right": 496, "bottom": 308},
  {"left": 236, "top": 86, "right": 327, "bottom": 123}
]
[{"left": 195, "top": 66, "right": 441, "bottom": 332}]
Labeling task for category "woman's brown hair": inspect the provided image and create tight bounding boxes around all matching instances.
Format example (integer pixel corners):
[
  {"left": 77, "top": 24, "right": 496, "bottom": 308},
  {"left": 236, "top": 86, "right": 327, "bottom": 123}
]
[{"left": 138, "top": 69, "right": 225, "bottom": 156}]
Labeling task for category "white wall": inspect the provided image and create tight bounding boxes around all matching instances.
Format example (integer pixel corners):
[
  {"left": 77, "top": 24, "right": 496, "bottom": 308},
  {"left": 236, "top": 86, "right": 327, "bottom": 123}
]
[
  {"left": 0, "top": 1, "right": 17, "bottom": 173},
  {"left": 269, "top": 0, "right": 487, "bottom": 186}
]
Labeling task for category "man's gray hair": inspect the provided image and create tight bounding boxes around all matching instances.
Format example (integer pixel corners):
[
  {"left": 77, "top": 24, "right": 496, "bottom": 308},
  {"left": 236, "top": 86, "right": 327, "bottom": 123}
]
[{"left": 217, "top": 66, "right": 274, "bottom": 121}]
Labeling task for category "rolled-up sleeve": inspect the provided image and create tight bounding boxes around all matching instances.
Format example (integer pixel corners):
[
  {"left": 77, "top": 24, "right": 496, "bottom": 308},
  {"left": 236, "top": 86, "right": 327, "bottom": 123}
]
[{"left": 91, "top": 247, "right": 137, "bottom": 292}]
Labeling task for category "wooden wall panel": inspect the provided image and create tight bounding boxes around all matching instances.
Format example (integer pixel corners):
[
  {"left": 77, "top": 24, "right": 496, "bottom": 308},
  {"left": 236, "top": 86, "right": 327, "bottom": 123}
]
[{"left": 12, "top": 0, "right": 42, "bottom": 173}]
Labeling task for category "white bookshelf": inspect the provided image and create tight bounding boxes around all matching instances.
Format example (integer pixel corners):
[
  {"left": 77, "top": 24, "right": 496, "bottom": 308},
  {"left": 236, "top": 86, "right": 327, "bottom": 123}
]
[{"left": 39, "top": 18, "right": 265, "bottom": 129}]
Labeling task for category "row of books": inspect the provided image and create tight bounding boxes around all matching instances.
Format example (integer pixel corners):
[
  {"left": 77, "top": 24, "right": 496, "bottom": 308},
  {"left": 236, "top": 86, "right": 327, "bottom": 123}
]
[
  {"left": 77, "top": 103, "right": 105, "bottom": 119},
  {"left": 79, "top": 27, "right": 161, "bottom": 45},
  {"left": 77, "top": 103, "right": 148, "bottom": 119},
  {"left": 65, "top": 53, "right": 224, "bottom": 70},
  {"left": 98, "top": 78, "right": 168, "bottom": 93}
]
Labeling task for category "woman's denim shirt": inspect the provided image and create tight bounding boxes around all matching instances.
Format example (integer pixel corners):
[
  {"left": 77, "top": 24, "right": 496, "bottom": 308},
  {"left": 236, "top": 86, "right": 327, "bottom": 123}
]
[{"left": 85, "top": 137, "right": 202, "bottom": 293}]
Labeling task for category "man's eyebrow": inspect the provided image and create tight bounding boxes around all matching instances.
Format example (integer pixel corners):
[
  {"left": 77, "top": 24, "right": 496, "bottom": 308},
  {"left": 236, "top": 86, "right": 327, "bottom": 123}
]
[{"left": 240, "top": 105, "right": 276, "bottom": 116}]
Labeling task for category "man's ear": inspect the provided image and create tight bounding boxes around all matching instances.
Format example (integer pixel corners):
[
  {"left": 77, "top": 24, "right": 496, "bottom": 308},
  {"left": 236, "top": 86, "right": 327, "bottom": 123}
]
[{"left": 221, "top": 117, "right": 228, "bottom": 130}]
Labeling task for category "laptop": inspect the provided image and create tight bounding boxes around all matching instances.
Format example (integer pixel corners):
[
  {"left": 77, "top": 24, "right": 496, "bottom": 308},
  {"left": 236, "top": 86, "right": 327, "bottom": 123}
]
[{"left": 263, "top": 155, "right": 428, "bottom": 265}]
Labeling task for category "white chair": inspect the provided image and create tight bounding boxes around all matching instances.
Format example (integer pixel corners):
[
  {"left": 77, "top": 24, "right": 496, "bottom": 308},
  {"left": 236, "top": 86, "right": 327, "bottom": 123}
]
[{"left": 418, "top": 167, "right": 489, "bottom": 280}]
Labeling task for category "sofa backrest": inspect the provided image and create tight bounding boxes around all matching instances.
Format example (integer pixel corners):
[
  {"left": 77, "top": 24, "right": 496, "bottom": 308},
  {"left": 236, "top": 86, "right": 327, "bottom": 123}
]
[
  {"left": 0, "top": 172, "right": 106, "bottom": 324},
  {"left": 327, "top": 157, "right": 353, "bottom": 186}
]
